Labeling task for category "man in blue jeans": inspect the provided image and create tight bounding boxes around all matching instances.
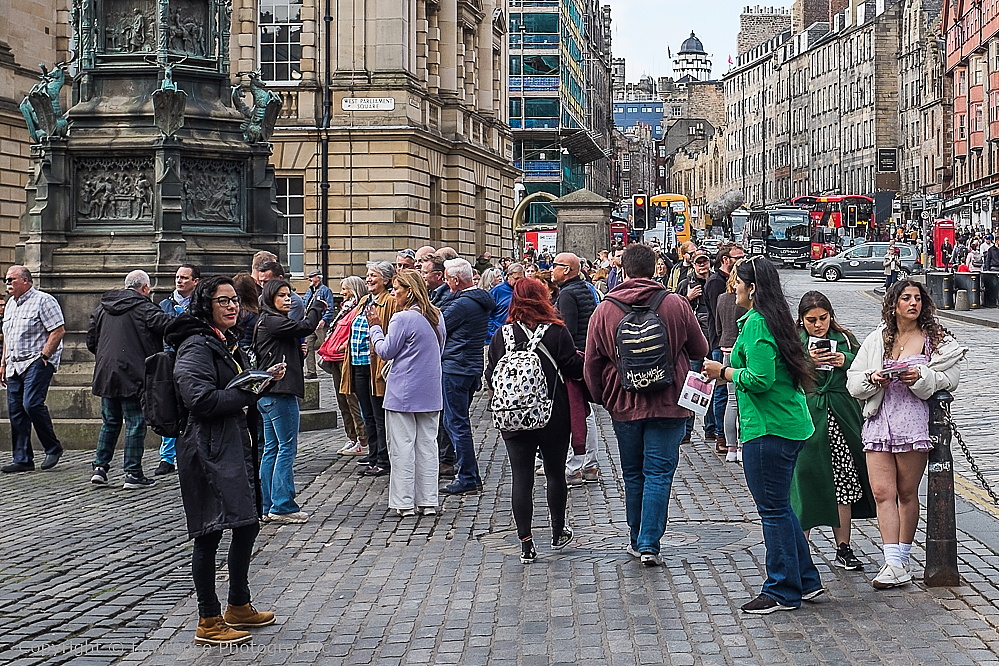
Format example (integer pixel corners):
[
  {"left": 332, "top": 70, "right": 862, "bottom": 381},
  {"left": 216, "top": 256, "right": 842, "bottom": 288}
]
[
  {"left": 584, "top": 244, "right": 708, "bottom": 566},
  {"left": 1, "top": 266, "right": 66, "bottom": 474},
  {"left": 439, "top": 258, "right": 495, "bottom": 494}
]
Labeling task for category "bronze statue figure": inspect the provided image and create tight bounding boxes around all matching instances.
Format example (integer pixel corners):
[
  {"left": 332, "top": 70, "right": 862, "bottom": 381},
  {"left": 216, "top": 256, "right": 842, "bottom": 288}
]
[
  {"left": 20, "top": 64, "right": 69, "bottom": 143},
  {"left": 231, "top": 71, "right": 282, "bottom": 143}
]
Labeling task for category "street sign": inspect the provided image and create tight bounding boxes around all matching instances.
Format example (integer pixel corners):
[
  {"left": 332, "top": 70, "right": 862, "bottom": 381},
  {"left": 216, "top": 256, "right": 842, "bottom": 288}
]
[
  {"left": 921, "top": 211, "right": 931, "bottom": 220},
  {"left": 342, "top": 97, "right": 396, "bottom": 111}
]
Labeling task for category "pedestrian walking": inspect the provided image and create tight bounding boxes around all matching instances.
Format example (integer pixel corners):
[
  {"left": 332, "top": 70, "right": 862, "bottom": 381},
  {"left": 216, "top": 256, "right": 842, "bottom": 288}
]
[
  {"left": 154, "top": 264, "right": 200, "bottom": 476},
  {"left": 367, "top": 269, "right": 447, "bottom": 517},
  {"left": 486, "top": 278, "right": 584, "bottom": 563},
  {"left": 87, "top": 270, "right": 173, "bottom": 488},
  {"left": 439, "top": 258, "right": 495, "bottom": 494},
  {"left": 883, "top": 241, "right": 902, "bottom": 289},
  {"left": 791, "top": 291, "right": 876, "bottom": 571},
  {"left": 303, "top": 269, "right": 335, "bottom": 379},
  {"left": 0, "top": 266, "right": 65, "bottom": 474},
  {"left": 714, "top": 265, "right": 747, "bottom": 462},
  {"left": 703, "top": 257, "right": 823, "bottom": 614},
  {"left": 254, "top": 278, "right": 326, "bottom": 523},
  {"left": 317, "top": 276, "right": 368, "bottom": 456},
  {"left": 166, "top": 276, "right": 285, "bottom": 646},
  {"left": 846, "top": 280, "right": 966, "bottom": 589},
  {"left": 342, "top": 261, "right": 398, "bottom": 477},
  {"left": 585, "top": 244, "right": 708, "bottom": 567}
]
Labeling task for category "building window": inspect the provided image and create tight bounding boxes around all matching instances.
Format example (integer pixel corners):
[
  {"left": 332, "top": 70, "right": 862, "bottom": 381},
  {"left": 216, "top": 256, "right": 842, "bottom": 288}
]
[
  {"left": 259, "top": 0, "right": 303, "bottom": 82},
  {"left": 275, "top": 176, "right": 305, "bottom": 277}
]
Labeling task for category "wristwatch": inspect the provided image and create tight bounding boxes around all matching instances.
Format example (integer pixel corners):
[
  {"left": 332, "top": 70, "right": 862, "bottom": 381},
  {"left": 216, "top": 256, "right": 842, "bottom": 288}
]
[{"left": 41, "top": 352, "right": 50, "bottom": 361}]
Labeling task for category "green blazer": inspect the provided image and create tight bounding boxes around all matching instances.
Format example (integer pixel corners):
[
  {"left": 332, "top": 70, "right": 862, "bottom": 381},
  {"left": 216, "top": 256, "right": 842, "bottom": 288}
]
[{"left": 790, "top": 328, "right": 877, "bottom": 531}]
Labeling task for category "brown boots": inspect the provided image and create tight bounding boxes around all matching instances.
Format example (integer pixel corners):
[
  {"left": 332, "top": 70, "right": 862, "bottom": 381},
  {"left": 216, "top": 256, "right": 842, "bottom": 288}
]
[
  {"left": 194, "top": 605, "right": 276, "bottom": 645},
  {"left": 223, "top": 603, "right": 276, "bottom": 628},
  {"left": 195, "top": 616, "right": 251, "bottom": 646}
]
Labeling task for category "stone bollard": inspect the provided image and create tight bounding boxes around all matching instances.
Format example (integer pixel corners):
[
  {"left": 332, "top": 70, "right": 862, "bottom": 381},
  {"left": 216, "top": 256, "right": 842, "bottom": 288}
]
[
  {"left": 925, "top": 390, "right": 960, "bottom": 587},
  {"left": 955, "top": 289, "right": 970, "bottom": 311}
]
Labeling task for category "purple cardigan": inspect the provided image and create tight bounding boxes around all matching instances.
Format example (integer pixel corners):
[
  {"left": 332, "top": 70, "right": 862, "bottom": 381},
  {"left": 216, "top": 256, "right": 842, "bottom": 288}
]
[{"left": 369, "top": 308, "right": 447, "bottom": 413}]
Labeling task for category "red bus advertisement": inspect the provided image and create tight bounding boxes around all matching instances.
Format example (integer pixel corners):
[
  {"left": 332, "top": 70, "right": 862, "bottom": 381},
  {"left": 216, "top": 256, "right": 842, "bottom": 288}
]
[{"left": 791, "top": 195, "right": 875, "bottom": 260}]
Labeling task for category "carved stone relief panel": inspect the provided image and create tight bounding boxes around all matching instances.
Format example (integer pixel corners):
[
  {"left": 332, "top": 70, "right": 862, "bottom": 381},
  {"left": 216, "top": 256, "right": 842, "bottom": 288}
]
[
  {"left": 167, "top": 0, "right": 212, "bottom": 58},
  {"left": 180, "top": 158, "right": 243, "bottom": 225},
  {"left": 76, "top": 157, "right": 155, "bottom": 224},
  {"left": 102, "top": 0, "right": 156, "bottom": 53}
]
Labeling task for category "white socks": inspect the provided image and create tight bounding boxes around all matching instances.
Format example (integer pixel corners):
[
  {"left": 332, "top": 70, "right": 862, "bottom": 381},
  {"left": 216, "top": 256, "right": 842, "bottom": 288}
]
[{"left": 883, "top": 543, "right": 913, "bottom": 568}]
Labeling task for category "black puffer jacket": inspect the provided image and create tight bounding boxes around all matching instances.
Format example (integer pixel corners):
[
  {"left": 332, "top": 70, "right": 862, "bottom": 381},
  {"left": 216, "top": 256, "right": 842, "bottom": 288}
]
[
  {"left": 554, "top": 276, "right": 597, "bottom": 351},
  {"left": 87, "top": 289, "right": 173, "bottom": 398},
  {"left": 166, "top": 315, "right": 260, "bottom": 539},
  {"left": 253, "top": 299, "right": 324, "bottom": 398}
]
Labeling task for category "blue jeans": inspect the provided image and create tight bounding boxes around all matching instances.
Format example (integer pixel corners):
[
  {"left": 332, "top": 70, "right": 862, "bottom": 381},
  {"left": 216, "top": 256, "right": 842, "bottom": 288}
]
[
  {"left": 257, "top": 394, "right": 301, "bottom": 515},
  {"left": 742, "top": 435, "right": 822, "bottom": 606},
  {"left": 710, "top": 349, "right": 726, "bottom": 439},
  {"left": 93, "top": 397, "right": 147, "bottom": 475},
  {"left": 612, "top": 417, "right": 685, "bottom": 555},
  {"left": 443, "top": 373, "right": 480, "bottom": 489},
  {"left": 159, "top": 437, "right": 176, "bottom": 465},
  {"left": 7, "top": 359, "right": 61, "bottom": 464},
  {"left": 685, "top": 358, "right": 716, "bottom": 438}
]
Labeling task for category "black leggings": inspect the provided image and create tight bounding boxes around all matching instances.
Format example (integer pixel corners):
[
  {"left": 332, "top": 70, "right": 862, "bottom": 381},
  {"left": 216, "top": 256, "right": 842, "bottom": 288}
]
[
  {"left": 352, "top": 364, "right": 389, "bottom": 468},
  {"left": 503, "top": 427, "right": 570, "bottom": 540},
  {"left": 192, "top": 523, "right": 259, "bottom": 618}
]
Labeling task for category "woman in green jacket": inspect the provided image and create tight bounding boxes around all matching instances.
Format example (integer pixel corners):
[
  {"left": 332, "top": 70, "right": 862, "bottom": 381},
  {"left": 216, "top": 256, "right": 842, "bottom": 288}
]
[
  {"left": 703, "top": 257, "right": 822, "bottom": 615},
  {"left": 791, "top": 291, "right": 876, "bottom": 572}
]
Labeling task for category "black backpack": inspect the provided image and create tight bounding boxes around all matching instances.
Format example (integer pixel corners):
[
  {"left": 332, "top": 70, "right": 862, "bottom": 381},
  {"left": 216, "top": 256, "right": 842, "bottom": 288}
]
[
  {"left": 142, "top": 350, "right": 188, "bottom": 438},
  {"left": 604, "top": 290, "right": 674, "bottom": 393}
]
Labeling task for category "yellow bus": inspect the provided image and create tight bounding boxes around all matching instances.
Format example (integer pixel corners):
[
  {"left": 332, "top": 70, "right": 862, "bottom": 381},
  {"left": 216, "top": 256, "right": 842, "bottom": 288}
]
[{"left": 649, "top": 194, "right": 692, "bottom": 249}]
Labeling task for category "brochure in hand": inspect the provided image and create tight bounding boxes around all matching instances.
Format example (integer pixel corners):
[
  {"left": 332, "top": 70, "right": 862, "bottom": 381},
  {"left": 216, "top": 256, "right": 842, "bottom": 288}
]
[
  {"left": 225, "top": 369, "right": 274, "bottom": 394},
  {"left": 678, "top": 370, "right": 715, "bottom": 417}
]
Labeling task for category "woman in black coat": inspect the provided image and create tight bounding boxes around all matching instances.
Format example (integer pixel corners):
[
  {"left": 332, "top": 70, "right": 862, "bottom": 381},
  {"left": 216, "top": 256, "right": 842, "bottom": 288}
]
[
  {"left": 166, "top": 276, "right": 285, "bottom": 647},
  {"left": 253, "top": 279, "right": 325, "bottom": 522}
]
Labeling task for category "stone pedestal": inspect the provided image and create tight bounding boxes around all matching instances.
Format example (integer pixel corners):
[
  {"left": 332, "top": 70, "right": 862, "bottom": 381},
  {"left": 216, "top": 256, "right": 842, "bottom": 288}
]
[{"left": 552, "top": 189, "right": 613, "bottom": 261}]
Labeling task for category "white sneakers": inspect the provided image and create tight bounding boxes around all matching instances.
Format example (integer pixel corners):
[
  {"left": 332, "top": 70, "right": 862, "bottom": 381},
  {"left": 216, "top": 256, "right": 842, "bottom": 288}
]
[
  {"left": 337, "top": 441, "right": 367, "bottom": 456},
  {"left": 872, "top": 562, "right": 912, "bottom": 589},
  {"left": 268, "top": 511, "right": 310, "bottom": 524}
]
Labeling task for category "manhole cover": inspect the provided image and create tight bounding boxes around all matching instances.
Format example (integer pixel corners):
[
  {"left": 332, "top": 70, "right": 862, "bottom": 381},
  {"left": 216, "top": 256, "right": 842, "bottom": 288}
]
[{"left": 479, "top": 521, "right": 761, "bottom": 563}]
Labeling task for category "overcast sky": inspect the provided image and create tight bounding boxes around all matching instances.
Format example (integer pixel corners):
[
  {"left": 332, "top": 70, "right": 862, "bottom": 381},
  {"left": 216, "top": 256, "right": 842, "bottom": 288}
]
[{"left": 608, "top": 0, "right": 793, "bottom": 82}]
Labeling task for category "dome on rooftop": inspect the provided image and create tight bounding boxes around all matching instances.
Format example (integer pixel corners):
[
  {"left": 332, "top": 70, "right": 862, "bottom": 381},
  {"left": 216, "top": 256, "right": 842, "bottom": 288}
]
[{"left": 678, "top": 32, "right": 706, "bottom": 55}]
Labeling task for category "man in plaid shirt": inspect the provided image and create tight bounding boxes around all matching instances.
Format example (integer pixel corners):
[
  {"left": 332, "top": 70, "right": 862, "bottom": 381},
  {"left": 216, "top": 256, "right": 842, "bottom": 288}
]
[{"left": 1, "top": 266, "right": 65, "bottom": 473}]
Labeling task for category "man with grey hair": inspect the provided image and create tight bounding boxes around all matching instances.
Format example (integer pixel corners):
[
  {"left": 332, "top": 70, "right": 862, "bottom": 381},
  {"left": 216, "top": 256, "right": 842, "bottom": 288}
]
[
  {"left": 86, "top": 269, "right": 174, "bottom": 488},
  {"left": 439, "top": 258, "right": 495, "bottom": 493},
  {"left": 1, "top": 266, "right": 66, "bottom": 473}
]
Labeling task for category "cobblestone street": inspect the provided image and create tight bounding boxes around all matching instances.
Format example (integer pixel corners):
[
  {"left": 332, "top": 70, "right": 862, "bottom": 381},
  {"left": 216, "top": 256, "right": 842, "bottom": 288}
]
[{"left": 4, "top": 272, "right": 999, "bottom": 666}]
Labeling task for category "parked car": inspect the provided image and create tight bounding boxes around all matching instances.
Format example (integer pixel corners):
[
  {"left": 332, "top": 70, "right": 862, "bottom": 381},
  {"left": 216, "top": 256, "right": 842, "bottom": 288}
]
[{"left": 810, "top": 242, "right": 919, "bottom": 282}]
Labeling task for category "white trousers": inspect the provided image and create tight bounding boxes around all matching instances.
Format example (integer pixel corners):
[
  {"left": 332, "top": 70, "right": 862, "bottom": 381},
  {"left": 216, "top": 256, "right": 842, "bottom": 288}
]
[
  {"left": 385, "top": 410, "right": 441, "bottom": 510},
  {"left": 565, "top": 407, "right": 599, "bottom": 474}
]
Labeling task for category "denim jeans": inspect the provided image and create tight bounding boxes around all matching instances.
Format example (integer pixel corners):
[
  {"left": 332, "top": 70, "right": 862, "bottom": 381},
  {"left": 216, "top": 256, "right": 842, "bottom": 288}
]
[
  {"left": 7, "top": 359, "right": 61, "bottom": 465},
  {"left": 443, "top": 372, "right": 481, "bottom": 489},
  {"left": 710, "top": 349, "right": 726, "bottom": 439},
  {"left": 742, "top": 435, "right": 822, "bottom": 606},
  {"left": 685, "top": 359, "right": 715, "bottom": 438},
  {"left": 93, "top": 397, "right": 147, "bottom": 475},
  {"left": 257, "top": 393, "right": 301, "bottom": 515},
  {"left": 612, "top": 417, "right": 685, "bottom": 555},
  {"left": 158, "top": 437, "right": 176, "bottom": 465}
]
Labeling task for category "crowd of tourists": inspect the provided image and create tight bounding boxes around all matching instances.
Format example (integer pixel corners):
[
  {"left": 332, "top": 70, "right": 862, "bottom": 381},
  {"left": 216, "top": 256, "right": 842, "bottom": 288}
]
[{"left": 0, "top": 236, "right": 966, "bottom": 643}]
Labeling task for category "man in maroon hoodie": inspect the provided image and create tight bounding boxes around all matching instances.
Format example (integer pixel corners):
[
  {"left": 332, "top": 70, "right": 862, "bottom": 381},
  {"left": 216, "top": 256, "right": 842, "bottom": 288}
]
[{"left": 584, "top": 244, "right": 708, "bottom": 566}]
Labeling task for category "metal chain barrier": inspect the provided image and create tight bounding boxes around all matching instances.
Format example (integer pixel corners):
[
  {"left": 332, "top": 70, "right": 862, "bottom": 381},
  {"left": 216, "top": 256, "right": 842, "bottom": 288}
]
[{"left": 946, "top": 407, "right": 999, "bottom": 507}]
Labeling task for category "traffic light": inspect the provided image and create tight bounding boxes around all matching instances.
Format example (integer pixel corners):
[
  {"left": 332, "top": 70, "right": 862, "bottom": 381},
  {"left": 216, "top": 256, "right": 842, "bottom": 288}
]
[{"left": 633, "top": 194, "right": 648, "bottom": 231}]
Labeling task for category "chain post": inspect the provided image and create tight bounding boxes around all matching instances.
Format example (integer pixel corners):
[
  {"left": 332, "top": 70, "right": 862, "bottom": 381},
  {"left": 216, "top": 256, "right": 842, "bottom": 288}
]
[{"left": 925, "top": 390, "right": 960, "bottom": 587}]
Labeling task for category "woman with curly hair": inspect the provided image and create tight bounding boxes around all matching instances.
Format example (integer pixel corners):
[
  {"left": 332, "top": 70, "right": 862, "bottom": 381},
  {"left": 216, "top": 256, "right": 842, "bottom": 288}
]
[{"left": 847, "top": 280, "right": 967, "bottom": 589}]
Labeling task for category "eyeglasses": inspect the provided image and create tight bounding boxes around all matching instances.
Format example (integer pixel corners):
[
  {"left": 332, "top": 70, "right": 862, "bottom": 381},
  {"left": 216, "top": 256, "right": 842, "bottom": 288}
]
[
  {"left": 694, "top": 257, "right": 710, "bottom": 264},
  {"left": 211, "top": 296, "right": 240, "bottom": 307},
  {"left": 3, "top": 278, "right": 15, "bottom": 283},
  {"left": 552, "top": 263, "right": 571, "bottom": 269}
]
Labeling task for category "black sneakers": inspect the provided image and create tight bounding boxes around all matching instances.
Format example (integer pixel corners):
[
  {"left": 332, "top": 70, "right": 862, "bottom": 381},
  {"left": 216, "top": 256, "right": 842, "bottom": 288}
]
[
  {"left": 153, "top": 460, "right": 175, "bottom": 476},
  {"left": 122, "top": 474, "right": 156, "bottom": 489},
  {"left": 90, "top": 468, "right": 108, "bottom": 485},
  {"left": 551, "top": 527, "right": 574, "bottom": 551},
  {"left": 520, "top": 538, "right": 537, "bottom": 564},
  {"left": 740, "top": 593, "right": 796, "bottom": 614},
  {"left": 834, "top": 543, "right": 864, "bottom": 571}
]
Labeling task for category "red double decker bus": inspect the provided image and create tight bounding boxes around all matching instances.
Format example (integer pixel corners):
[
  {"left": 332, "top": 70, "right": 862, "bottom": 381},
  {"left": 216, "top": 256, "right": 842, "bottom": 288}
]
[{"left": 790, "top": 195, "right": 875, "bottom": 260}]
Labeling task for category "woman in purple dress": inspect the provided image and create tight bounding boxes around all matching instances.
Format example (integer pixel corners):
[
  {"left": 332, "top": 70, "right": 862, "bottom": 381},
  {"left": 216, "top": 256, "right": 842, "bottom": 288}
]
[{"left": 847, "top": 281, "right": 966, "bottom": 590}]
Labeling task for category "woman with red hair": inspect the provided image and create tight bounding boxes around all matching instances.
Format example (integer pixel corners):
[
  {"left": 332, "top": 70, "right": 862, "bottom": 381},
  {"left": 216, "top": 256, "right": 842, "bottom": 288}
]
[{"left": 485, "top": 278, "right": 584, "bottom": 564}]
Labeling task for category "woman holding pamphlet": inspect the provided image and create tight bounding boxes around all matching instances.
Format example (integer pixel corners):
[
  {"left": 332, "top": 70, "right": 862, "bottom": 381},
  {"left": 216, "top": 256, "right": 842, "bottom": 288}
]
[
  {"left": 847, "top": 280, "right": 966, "bottom": 590},
  {"left": 703, "top": 257, "right": 822, "bottom": 615},
  {"left": 791, "top": 291, "right": 876, "bottom": 573}
]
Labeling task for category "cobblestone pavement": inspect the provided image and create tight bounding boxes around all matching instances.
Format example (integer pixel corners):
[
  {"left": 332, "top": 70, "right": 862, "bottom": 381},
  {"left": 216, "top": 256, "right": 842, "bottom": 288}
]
[{"left": 4, "top": 271, "right": 999, "bottom": 666}]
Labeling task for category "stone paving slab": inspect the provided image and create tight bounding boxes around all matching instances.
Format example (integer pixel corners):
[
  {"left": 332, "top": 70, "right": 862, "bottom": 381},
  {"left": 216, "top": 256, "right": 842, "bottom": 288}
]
[{"left": 4, "top": 273, "right": 999, "bottom": 665}]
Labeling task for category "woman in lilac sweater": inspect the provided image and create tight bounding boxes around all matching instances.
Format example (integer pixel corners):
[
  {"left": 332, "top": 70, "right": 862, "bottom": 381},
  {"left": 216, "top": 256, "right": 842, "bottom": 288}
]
[{"left": 366, "top": 270, "right": 447, "bottom": 516}]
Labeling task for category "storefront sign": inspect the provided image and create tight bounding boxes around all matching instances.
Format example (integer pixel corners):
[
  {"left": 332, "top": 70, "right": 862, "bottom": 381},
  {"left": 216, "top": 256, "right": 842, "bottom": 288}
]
[{"left": 877, "top": 148, "right": 898, "bottom": 172}]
